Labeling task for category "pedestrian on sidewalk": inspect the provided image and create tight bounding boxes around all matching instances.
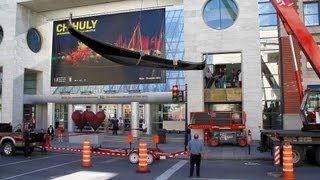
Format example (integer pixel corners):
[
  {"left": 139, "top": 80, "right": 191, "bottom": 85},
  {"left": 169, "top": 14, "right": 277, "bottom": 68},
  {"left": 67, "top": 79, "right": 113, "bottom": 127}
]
[
  {"left": 187, "top": 133, "right": 204, "bottom": 178},
  {"left": 39, "top": 129, "right": 47, "bottom": 153},
  {"left": 112, "top": 117, "right": 119, "bottom": 135},
  {"left": 57, "top": 123, "right": 64, "bottom": 142},
  {"left": 47, "top": 125, "right": 54, "bottom": 140},
  {"left": 23, "top": 130, "right": 31, "bottom": 158},
  {"left": 142, "top": 120, "right": 147, "bottom": 135},
  {"left": 119, "top": 117, "right": 124, "bottom": 128}
]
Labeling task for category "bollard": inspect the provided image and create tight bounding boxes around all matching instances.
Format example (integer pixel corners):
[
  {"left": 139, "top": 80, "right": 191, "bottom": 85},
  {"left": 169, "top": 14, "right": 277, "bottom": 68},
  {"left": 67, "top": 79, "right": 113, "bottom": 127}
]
[
  {"left": 128, "top": 134, "right": 134, "bottom": 150},
  {"left": 274, "top": 146, "right": 280, "bottom": 172},
  {"left": 266, "top": 145, "right": 282, "bottom": 178},
  {"left": 153, "top": 134, "right": 159, "bottom": 149},
  {"left": 82, "top": 139, "right": 92, "bottom": 167},
  {"left": 282, "top": 142, "right": 294, "bottom": 180},
  {"left": 137, "top": 140, "right": 150, "bottom": 173}
]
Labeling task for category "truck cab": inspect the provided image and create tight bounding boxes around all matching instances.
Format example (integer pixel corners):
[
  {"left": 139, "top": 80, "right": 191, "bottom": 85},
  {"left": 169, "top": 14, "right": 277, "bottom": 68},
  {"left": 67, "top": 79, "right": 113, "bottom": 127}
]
[
  {"left": 0, "top": 123, "right": 44, "bottom": 156},
  {"left": 300, "top": 89, "right": 320, "bottom": 131}
]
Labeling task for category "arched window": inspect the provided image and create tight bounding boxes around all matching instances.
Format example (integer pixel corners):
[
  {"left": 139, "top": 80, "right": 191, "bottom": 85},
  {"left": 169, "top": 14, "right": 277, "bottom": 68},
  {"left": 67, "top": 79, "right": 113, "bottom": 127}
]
[{"left": 203, "top": 0, "right": 239, "bottom": 30}]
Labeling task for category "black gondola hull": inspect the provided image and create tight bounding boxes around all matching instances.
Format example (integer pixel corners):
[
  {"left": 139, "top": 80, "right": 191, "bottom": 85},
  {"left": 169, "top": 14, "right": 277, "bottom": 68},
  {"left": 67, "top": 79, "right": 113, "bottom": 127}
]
[{"left": 67, "top": 16, "right": 206, "bottom": 71}]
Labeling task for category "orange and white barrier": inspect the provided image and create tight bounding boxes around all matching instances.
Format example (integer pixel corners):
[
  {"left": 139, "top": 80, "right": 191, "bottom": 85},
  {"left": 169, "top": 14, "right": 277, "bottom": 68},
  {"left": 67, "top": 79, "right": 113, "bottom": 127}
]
[
  {"left": 39, "top": 134, "right": 188, "bottom": 165},
  {"left": 282, "top": 142, "right": 294, "bottom": 180},
  {"left": 137, "top": 140, "right": 150, "bottom": 173},
  {"left": 274, "top": 146, "right": 280, "bottom": 165},
  {"left": 82, "top": 139, "right": 92, "bottom": 167}
]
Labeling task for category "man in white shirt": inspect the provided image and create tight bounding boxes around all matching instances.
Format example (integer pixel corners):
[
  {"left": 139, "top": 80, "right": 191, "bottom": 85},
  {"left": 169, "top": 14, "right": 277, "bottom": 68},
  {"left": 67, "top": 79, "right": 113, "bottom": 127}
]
[{"left": 142, "top": 120, "right": 147, "bottom": 134}]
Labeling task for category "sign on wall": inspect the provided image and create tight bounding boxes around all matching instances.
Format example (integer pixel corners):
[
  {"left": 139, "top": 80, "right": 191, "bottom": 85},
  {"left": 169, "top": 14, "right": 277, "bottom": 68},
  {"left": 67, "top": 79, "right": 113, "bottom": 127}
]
[{"left": 51, "top": 9, "right": 165, "bottom": 86}]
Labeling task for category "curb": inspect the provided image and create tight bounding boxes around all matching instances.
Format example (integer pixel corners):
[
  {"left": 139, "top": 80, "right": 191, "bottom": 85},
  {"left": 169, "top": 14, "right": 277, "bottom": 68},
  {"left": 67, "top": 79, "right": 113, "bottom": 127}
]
[{"left": 175, "top": 155, "right": 273, "bottom": 161}]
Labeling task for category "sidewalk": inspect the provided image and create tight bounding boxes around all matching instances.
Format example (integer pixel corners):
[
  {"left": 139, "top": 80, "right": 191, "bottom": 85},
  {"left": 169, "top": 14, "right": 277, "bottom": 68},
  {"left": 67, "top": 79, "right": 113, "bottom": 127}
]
[{"left": 48, "top": 132, "right": 273, "bottom": 161}]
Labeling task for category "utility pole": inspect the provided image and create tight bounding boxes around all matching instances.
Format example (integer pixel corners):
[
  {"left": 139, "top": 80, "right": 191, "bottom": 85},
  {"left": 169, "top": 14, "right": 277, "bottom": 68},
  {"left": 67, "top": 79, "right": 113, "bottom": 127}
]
[{"left": 184, "top": 83, "right": 188, "bottom": 151}]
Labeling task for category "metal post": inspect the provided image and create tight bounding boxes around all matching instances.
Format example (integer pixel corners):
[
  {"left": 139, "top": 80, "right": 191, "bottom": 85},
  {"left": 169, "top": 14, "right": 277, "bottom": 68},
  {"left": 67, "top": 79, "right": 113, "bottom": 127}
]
[{"left": 184, "top": 84, "right": 188, "bottom": 151}]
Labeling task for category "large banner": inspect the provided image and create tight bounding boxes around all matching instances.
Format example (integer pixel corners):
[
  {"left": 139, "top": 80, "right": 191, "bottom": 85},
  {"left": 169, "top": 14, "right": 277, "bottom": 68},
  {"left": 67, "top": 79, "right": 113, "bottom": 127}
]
[{"left": 51, "top": 9, "right": 165, "bottom": 86}]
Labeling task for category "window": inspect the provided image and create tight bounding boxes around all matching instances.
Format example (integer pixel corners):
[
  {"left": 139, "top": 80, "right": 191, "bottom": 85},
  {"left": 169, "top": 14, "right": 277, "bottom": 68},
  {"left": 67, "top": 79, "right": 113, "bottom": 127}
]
[
  {"left": 258, "top": 1, "right": 277, "bottom": 27},
  {"left": 203, "top": 0, "right": 239, "bottom": 30},
  {"left": 304, "top": 2, "right": 320, "bottom": 26},
  {"left": 204, "top": 53, "right": 241, "bottom": 89},
  {"left": 27, "top": 28, "right": 41, "bottom": 53},
  {"left": 24, "top": 71, "right": 37, "bottom": 95}
]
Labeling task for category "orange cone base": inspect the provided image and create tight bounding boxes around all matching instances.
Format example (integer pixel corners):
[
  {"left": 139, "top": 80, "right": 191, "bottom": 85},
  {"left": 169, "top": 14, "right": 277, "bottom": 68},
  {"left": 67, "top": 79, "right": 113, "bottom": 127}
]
[
  {"left": 137, "top": 166, "right": 150, "bottom": 173},
  {"left": 282, "top": 172, "right": 295, "bottom": 180},
  {"left": 82, "top": 162, "right": 92, "bottom": 168}
]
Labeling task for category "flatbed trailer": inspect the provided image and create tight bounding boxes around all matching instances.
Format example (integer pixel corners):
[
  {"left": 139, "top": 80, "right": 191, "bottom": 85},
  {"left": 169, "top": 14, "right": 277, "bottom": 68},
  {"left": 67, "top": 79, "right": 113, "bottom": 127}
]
[
  {"left": 259, "top": 129, "right": 320, "bottom": 166},
  {"left": 43, "top": 144, "right": 187, "bottom": 165}
]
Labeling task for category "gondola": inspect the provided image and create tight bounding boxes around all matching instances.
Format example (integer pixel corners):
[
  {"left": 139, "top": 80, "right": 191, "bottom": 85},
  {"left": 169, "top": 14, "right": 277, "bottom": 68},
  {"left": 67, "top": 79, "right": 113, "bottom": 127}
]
[{"left": 67, "top": 14, "right": 206, "bottom": 70}]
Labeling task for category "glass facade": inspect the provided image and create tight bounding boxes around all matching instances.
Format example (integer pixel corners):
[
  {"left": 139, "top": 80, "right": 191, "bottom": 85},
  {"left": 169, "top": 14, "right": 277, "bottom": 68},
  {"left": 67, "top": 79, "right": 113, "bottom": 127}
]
[
  {"left": 259, "top": 0, "right": 282, "bottom": 129},
  {"left": 304, "top": 1, "right": 320, "bottom": 26},
  {"left": 54, "top": 104, "right": 68, "bottom": 129},
  {"left": 53, "top": 6, "right": 185, "bottom": 94},
  {"left": 51, "top": 2, "right": 287, "bottom": 130},
  {"left": 258, "top": 0, "right": 277, "bottom": 27}
]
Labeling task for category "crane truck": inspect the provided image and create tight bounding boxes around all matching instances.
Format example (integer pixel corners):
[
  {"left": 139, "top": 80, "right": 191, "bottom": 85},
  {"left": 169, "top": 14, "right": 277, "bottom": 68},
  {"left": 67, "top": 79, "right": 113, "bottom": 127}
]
[{"left": 258, "top": 0, "right": 320, "bottom": 166}]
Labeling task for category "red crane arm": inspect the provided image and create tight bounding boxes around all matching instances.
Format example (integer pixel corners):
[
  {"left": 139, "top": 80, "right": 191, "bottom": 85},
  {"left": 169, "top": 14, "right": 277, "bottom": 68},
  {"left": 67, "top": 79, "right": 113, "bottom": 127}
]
[{"left": 270, "top": 0, "right": 320, "bottom": 78}]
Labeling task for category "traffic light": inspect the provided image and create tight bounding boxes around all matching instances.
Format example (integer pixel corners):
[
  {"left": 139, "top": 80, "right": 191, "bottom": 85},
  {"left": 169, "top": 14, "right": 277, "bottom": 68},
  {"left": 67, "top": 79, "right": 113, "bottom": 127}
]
[
  {"left": 178, "top": 90, "right": 184, "bottom": 102},
  {"left": 172, "top": 85, "right": 179, "bottom": 102}
]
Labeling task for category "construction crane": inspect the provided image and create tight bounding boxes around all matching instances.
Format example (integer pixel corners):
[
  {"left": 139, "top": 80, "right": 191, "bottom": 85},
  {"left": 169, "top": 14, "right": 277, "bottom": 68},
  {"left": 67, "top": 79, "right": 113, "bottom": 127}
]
[{"left": 259, "top": 0, "right": 320, "bottom": 166}]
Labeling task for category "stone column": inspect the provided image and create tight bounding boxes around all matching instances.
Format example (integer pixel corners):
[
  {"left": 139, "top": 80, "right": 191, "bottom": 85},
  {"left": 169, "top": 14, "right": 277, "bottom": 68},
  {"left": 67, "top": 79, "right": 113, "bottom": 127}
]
[
  {"left": 91, "top": 104, "right": 97, "bottom": 113},
  {"left": 117, "top": 104, "right": 123, "bottom": 118},
  {"left": 131, "top": 102, "right": 139, "bottom": 137},
  {"left": 68, "top": 104, "right": 74, "bottom": 132},
  {"left": 144, "top": 103, "right": 151, "bottom": 135},
  {"left": 2, "top": 65, "right": 24, "bottom": 128},
  {"left": 47, "top": 103, "right": 55, "bottom": 128}
]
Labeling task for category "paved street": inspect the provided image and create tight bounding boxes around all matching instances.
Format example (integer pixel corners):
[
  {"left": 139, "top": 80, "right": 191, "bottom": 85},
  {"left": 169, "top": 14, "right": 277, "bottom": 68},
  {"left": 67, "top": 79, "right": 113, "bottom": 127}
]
[{"left": 0, "top": 150, "right": 319, "bottom": 180}]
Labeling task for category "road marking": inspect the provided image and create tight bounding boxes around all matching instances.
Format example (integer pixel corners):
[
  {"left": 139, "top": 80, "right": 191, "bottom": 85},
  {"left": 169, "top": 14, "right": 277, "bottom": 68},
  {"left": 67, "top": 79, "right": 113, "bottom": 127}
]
[
  {"left": 1, "top": 157, "right": 118, "bottom": 180},
  {"left": 100, "top": 158, "right": 119, "bottom": 164},
  {"left": 155, "top": 160, "right": 188, "bottom": 180},
  {"left": 244, "top": 161, "right": 260, "bottom": 166},
  {"left": 52, "top": 171, "right": 117, "bottom": 180},
  {"left": 2, "top": 159, "right": 81, "bottom": 180},
  {"left": 0, "top": 154, "right": 70, "bottom": 167},
  {"left": 188, "top": 178, "right": 242, "bottom": 180}
]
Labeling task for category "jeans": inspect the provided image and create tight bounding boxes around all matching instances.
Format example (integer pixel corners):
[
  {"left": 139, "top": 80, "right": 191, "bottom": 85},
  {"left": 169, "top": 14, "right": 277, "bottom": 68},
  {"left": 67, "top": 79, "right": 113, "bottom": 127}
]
[{"left": 218, "top": 76, "right": 225, "bottom": 88}]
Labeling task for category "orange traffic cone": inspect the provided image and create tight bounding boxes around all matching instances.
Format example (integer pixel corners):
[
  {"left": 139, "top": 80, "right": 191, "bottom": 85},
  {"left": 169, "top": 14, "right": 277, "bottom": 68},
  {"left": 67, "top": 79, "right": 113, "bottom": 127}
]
[
  {"left": 137, "top": 140, "right": 150, "bottom": 173},
  {"left": 82, "top": 139, "right": 92, "bottom": 167},
  {"left": 282, "top": 142, "right": 294, "bottom": 180}
]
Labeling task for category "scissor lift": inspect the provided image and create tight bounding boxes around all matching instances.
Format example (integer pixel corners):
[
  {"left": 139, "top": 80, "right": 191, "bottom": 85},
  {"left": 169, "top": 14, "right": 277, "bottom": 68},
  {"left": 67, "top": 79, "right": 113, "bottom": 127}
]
[{"left": 190, "top": 111, "right": 248, "bottom": 147}]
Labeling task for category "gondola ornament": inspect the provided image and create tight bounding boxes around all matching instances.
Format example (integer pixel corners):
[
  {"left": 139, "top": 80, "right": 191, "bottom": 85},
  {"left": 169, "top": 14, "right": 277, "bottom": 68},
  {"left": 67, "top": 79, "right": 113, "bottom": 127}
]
[{"left": 67, "top": 13, "right": 206, "bottom": 70}]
